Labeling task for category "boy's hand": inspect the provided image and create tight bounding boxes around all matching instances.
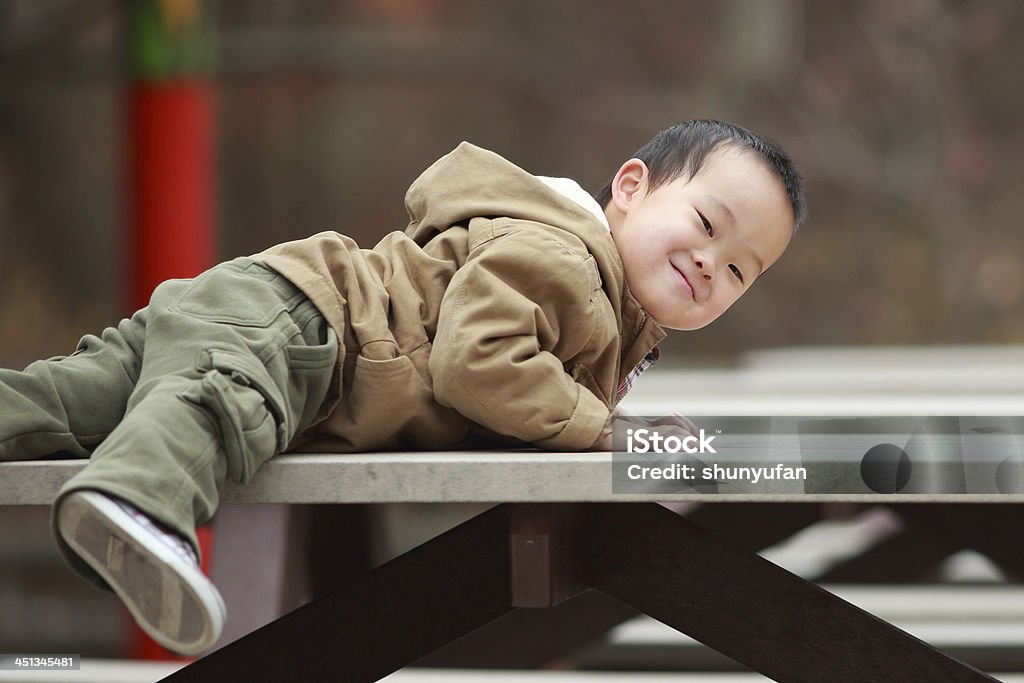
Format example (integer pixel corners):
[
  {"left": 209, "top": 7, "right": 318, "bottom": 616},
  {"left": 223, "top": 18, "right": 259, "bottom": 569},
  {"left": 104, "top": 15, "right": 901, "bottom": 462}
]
[
  {"left": 648, "top": 412, "right": 700, "bottom": 438},
  {"left": 589, "top": 408, "right": 699, "bottom": 451}
]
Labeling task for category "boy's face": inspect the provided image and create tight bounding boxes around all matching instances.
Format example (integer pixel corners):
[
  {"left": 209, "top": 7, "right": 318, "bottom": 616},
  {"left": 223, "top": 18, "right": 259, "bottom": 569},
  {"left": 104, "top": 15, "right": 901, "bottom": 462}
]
[{"left": 605, "top": 147, "right": 794, "bottom": 331}]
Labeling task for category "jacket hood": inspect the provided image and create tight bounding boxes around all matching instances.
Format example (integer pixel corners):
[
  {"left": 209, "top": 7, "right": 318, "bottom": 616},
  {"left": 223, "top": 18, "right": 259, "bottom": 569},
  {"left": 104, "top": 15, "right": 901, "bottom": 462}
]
[
  {"left": 402, "top": 142, "right": 665, "bottom": 374},
  {"left": 404, "top": 142, "right": 618, "bottom": 267}
]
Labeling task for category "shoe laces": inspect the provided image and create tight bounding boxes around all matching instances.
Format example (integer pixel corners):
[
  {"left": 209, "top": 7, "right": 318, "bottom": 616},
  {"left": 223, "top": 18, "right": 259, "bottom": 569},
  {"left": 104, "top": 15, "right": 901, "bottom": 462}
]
[{"left": 114, "top": 500, "right": 200, "bottom": 567}]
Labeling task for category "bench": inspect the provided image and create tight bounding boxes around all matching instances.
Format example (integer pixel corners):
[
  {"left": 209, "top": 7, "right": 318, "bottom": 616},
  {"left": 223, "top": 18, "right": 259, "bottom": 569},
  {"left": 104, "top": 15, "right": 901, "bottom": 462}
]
[
  {"left": 1, "top": 450, "right": 1017, "bottom": 683},
  {"left": 4, "top": 451, "right": 1022, "bottom": 506},
  {"left": 4, "top": 348, "right": 1024, "bottom": 681}
]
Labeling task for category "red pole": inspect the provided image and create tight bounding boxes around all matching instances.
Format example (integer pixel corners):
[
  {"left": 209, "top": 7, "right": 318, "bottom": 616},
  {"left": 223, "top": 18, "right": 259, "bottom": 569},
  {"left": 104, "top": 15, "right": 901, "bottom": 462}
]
[
  {"left": 127, "top": 0, "right": 216, "bottom": 310},
  {"left": 126, "top": 0, "right": 217, "bottom": 660},
  {"left": 129, "top": 82, "right": 215, "bottom": 310}
]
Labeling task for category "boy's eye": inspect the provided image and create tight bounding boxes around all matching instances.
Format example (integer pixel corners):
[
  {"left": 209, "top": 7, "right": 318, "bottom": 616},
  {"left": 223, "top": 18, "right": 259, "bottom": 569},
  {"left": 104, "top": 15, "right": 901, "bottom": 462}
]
[
  {"left": 698, "top": 212, "right": 714, "bottom": 237},
  {"left": 729, "top": 264, "right": 744, "bottom": 283}
]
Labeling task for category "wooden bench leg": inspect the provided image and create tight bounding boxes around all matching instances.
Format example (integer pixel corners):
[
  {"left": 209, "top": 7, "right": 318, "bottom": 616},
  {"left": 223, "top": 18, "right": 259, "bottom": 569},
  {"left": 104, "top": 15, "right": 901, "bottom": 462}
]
[
  {"left": 684, "top": 502, "right": 826, "bottom": 553},
  {"left": 418, "top": 502, "right": 826, "bottom": 669},
  {"left": 414, "top": 590, "right": 637, "bottom": 668},
  {"left": 585, "top": 502, "right": 999, "bottom": 683},
  {"left": 166, "top": 501, "right": 1001, "bottom": 682},
  {"left": 163, "top": 504, "right": 515, "bottom": 683}
]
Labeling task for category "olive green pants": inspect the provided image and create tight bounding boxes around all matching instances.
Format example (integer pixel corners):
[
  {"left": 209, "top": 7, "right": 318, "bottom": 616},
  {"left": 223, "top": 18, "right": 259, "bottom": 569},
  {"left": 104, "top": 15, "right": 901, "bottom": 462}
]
[{"left": 0, "top": 258, "right": 338, "bottom": 587}]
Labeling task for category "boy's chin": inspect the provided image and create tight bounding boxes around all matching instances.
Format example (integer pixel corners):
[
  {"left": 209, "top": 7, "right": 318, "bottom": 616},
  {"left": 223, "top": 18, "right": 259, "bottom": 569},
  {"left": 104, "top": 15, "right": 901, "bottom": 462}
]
[
  {"left": 657, "top": 318, "right": 714, "bottom": 332},
  {"left": 643, "top": 298, "right": 721, "bottom": 330},
  {"left": 655, "top": 309, "right": 722, "bottom": 331}
]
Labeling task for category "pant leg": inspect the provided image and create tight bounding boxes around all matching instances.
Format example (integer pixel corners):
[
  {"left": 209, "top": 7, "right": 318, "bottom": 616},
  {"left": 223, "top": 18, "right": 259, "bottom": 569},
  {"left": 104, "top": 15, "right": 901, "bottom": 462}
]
[
  {"left": 0, "top": 311, "right": 146, "bottom": 461},
  {"left": 53, "top": 258, "right": 338, "bottom": 588}
]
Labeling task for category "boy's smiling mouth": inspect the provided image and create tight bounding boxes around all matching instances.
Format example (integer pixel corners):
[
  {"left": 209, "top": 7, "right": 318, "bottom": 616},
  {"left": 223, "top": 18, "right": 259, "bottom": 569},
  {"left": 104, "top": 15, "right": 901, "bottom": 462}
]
[{"left": 671, "top": 263, "right": 695, "bottom": 300}]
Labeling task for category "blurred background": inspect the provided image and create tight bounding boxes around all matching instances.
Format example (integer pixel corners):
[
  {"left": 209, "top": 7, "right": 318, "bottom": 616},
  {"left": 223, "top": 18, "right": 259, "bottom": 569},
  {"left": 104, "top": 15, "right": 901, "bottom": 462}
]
[
  {"left": 2, "top": 0, "right": 1023, "bottom": 370},
  {"left": 3, "top": 0, "right": 1024, "bottom": 674}
]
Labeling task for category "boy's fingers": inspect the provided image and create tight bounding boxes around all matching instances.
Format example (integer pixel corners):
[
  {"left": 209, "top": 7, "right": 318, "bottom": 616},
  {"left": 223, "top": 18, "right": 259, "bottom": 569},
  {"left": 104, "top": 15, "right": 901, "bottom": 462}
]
[
  {"left": 649, "top": 413, "right": 699, "bottom": 437},
  {"left": 676, "top": 413, "right": 700, "bottom": 436}
]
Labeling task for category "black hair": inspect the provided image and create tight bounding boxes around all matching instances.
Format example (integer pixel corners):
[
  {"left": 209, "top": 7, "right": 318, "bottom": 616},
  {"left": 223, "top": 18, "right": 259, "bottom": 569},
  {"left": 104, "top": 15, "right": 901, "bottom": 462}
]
[{"left": 594, "top": 120, "right": 807, "bottom": 231}]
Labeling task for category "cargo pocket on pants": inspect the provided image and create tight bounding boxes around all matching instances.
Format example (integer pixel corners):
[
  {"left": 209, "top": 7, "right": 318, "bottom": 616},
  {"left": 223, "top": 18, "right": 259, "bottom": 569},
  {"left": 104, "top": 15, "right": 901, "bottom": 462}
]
[{"left": 178, "top": 348, "right": 286, "bottom": 485}]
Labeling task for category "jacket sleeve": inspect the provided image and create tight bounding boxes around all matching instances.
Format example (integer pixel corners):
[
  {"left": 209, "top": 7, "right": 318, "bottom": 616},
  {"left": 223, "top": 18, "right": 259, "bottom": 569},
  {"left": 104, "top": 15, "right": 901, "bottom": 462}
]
[{"left": 428, "top": 220, "right": 612, "bottom": 450}]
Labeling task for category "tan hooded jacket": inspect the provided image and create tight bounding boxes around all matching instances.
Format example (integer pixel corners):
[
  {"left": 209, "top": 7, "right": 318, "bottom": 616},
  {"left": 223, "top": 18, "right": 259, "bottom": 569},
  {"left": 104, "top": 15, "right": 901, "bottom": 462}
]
[{"left": 256, "top": 142, "right": 665, "bottom": 452}]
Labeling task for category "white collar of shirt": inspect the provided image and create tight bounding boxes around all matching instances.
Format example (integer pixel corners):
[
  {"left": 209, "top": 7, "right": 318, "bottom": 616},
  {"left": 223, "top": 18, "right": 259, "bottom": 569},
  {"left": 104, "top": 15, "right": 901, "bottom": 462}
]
[{"left": 535, "top": 176, "right": 611, "bottom": 232}]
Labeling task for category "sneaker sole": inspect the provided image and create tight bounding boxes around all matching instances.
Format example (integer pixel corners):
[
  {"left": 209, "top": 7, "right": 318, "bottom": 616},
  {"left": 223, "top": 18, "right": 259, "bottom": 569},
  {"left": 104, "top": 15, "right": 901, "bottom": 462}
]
[{"left": 57, "top": 491, "right": 226, "bottom": 655}]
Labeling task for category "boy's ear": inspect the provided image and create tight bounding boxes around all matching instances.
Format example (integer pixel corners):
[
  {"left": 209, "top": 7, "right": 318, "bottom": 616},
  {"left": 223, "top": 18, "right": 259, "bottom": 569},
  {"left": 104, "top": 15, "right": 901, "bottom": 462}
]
[{"left": 609, "top": 158, "right": 649, "bottom": 214}]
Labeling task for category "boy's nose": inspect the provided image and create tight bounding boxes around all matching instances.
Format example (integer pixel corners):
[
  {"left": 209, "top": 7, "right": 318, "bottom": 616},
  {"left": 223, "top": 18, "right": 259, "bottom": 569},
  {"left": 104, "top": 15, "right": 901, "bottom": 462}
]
[{"left": 694, "top": 252, "right": 715, "bottom": 280}]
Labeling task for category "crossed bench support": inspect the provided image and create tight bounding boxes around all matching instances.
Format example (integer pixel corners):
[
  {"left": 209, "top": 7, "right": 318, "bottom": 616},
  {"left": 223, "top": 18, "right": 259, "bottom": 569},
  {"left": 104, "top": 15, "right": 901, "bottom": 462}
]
[{"left": 165, "top": 502, "right": 997, "bottom": 683}]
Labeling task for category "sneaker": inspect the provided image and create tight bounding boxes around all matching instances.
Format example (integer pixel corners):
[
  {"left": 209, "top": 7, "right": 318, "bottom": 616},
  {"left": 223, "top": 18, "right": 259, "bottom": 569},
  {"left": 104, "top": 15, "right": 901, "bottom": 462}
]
[{"left": 57, "top": 490, "right": 226, "bottom": 655}]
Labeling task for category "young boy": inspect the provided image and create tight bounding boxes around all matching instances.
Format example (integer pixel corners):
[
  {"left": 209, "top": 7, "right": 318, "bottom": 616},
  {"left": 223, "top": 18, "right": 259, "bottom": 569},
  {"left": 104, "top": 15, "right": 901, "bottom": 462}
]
[{"left": 0, "top": 120, "right": 805, "bottom": 654}]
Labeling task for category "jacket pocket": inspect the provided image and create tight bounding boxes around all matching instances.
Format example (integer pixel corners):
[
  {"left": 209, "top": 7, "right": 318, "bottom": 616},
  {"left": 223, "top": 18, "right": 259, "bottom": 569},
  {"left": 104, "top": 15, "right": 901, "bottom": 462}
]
[
  {"left": 353, "top": 352, "right": 430, "bottom": 397},
  {"left": 344, "top": 351, "right": 434, "bottom": 449}
]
